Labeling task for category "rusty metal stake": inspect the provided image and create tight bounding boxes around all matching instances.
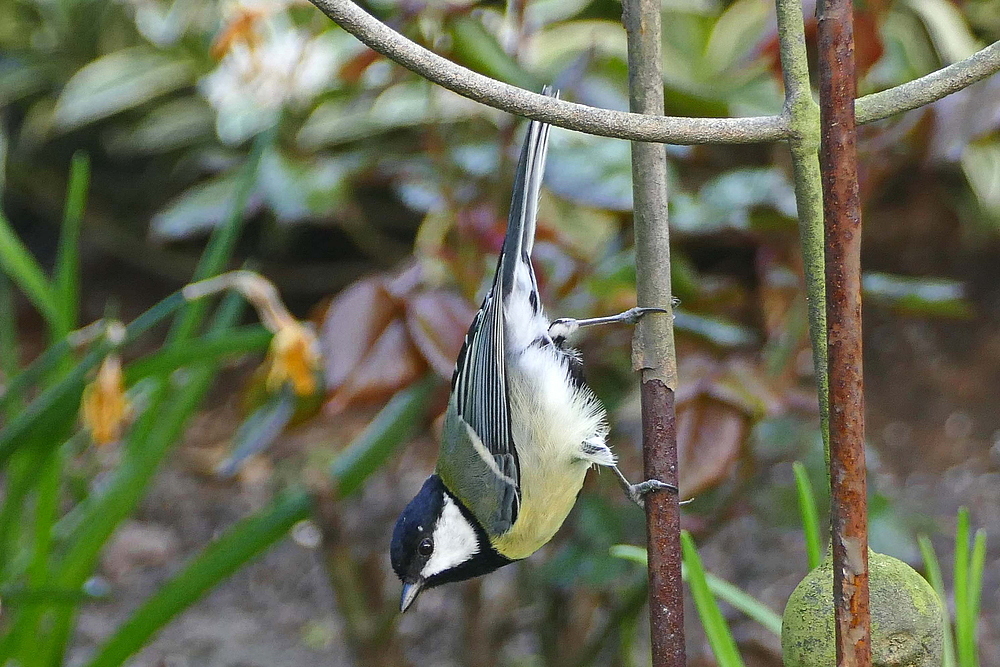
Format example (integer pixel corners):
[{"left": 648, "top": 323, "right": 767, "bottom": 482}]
[
  {"left": 623, "top": 1, "right": 685, "bottom": 665},
  {"left": 816, "top": 0, "right": 872, "bottom": 665}
]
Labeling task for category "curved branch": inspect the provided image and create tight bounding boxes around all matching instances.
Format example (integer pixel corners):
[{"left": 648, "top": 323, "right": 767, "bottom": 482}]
[
  {"left": 309, "top": 0, "right": 1000, "bottom": 142},
  {"left": 306, "top": 0, "right": 789, "bottom": 145},
  {"left": 856, "top": 40, "right": 1000, "bottom": 124}
]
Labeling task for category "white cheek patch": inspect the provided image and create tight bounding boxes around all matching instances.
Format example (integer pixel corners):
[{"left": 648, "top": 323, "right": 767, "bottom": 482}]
[{"left": 421, "top": 495, "right": 480, "bottom": 579}]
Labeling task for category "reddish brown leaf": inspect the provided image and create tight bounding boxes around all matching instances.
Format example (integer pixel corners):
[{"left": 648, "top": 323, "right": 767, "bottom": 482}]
[
  {"left": 326, "top": 320, "right": 426, "bottom": 415},
  {"left": 319, "top": 276, "right": 400, "bottom": 391},
  {"left": 404, "top": 290, "right": 476, "bottom": 378},
  {"left": 338, "top": 49, "right": 383, "bottom": 84},
  {"left": 676, "top": 397, "right": 749, "bottom": 497}
]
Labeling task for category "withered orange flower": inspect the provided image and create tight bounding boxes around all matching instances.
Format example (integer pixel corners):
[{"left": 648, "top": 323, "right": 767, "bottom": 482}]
[
  {"left": 81, "top": 355, "right": 130, "bottom": 446},
  {"left": 266, "top": 321, "right": 322, "bottom": 396}
]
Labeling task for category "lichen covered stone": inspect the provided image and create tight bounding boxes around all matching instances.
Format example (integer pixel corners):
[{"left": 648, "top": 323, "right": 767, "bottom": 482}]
[{"left": 781, "top": 550, "right": 944, "bottom": 667}]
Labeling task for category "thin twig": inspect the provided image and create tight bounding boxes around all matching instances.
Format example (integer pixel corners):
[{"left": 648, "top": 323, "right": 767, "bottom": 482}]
[
  {"left": 622, "top": 1, "right": 684, "bottom": 666},
  {"left": 817, "top": 0, "right": 871, "bottom": 665},
  {"left": 856, "top": 40, "right": 1000, "bottom": 124},
  {"left": 774, "top": 0, "right": 830, "bottom": 466},
  {"left": 305, "top": 0, "right": 1000, "bottom": 144}
]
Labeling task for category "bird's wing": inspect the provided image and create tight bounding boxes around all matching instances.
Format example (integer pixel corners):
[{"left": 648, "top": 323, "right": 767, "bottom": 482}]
[
  {"left": 438, "top": 97, "right": 555, "bottom": 536},
  {"left": 442, "top": 284, "right": 520, "bottom": 536}
]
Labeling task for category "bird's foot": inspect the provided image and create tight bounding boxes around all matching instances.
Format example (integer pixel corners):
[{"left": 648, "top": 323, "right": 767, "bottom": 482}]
[
  {"left": 549, "top": 306, "right": 668, "bottom": 339},
  {"left": 612, "top": 465, "right": 678, "bottom": 508},
  {"left": 625, "top": 479, "right": 678, "bottom": 508}
]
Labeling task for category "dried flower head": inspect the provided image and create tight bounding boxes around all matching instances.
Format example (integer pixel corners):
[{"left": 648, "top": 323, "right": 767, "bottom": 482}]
[
  {"left": 266, "top": 320, "right": 322, "bottom": 396},
  {"left": 81, "top": 354, "right": 131, "bottom": 446}
]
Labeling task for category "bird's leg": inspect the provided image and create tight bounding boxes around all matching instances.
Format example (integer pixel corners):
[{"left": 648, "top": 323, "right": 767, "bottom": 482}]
[
  {"left": 548, "top": 306, "right": 667, "bottom": 340},
  {"left": 611, "top": 465, "right": 679, "bottom": 508}
]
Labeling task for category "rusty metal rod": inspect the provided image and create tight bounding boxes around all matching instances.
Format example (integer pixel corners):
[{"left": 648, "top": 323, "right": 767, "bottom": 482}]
[
  {"left": 622, "top": 0, "right": 684, "bottom": 665},
  {"left": 816, "top": 0, "right": 872, "bottom": 665}
]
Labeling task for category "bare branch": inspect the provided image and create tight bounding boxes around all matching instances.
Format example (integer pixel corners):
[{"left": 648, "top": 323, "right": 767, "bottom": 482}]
[
  {"left": 306, "top": 0, "right": 789, "bottom": 145},
  {"left": 622, "top": 0, "right": 685, "bottom": 664},
  {"left": 856, "top": 41, "right": 1000, "bottom": 124},
  {"left": 817, "top": 0, "right": 872, "bottom": 663},
  {"left": 775, "top": 0, "right": 829, "bottom": 466}
]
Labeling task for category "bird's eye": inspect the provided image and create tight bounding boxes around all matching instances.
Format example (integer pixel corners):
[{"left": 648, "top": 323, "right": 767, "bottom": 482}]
[{"left": 417, "top": 538, "right": 433, "bottom": 556}]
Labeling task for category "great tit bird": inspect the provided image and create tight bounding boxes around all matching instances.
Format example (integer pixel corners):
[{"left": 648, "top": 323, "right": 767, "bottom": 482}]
[{"left": 391, "top": 96, "right": 676, "bottom": 612}]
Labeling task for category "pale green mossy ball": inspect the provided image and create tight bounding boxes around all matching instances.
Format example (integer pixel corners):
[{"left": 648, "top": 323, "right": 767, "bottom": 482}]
[{"left": 782, "top": 550, "right": 943, "bottom": 667}]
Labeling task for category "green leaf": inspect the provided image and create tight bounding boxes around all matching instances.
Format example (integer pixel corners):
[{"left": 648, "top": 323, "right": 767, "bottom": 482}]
[
  {"left": 448, "top": 15, "right": 542, "bottom": 91},
  {"left": 123, "top": 325, "right": 272, "bottom": 384},
  {"left": 297, "top": 82, "right": 481, "bottom": 150},
  {"left": 673, "top": 310, "right": 757, "bottom": 348},
  {"left": 54, "top": 152, "right": 90, "bottom": 337},
  {"left": 217, "top": 385, "right": 297, "bottom": 478},
  {"left": 165, "top": 129, "right": 269, "bottom": 345},
  {"left": 53, "top": 48, "right": 194, "bottom": 131},
  {"left": 954, "top": 508, "right": 972, "bottom": 667},
  {"left": 103, "top": 97, "right": 214, "bottom": 155},
  {"left": 0, "top": 210, "right": 59, "bottom": 328},
  {"left": 150, "top": 171, "right": 262, "bottom": 241},
  {"left": 671, "top": 168, "right": 797, "bottom": 235},
  {"left": 546, "top": 131, "right": 636, "bottom": 211},
  {"left": 0, "top": 62, "right": 49, "bottom": 107},
  {"left": 903, "top": 0, "right": 982, "bottom": 63},
  {"left": 966, "top": 529, "right": 986, "bottom": 667},
  {"left": 703, "top": 0, "right": 770, "bottom": 75},
  {"left": 681, "top": 531, "right": 746, "bottom": 667},
  {"left": 918, "top": 535, "right": 956, "bottom": 667},
  {"left": 0, "top": 292, "right": 186, "bottom": 465},
  {"left": 257, "top": 147, "right": 348, "bottom": 223},
  {"left": 792, "top": 462, "right": 823, "bottom": 569},
  {"left": 862, "top": 272, "right": 973, "bottom": 318}
]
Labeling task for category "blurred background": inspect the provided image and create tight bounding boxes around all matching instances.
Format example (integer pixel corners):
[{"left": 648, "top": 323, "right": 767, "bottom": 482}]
[{"left": 1, "top": 0, "right": 999, "bottom": 664}]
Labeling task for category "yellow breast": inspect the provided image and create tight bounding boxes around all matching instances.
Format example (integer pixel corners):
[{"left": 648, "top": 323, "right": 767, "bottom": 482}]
[{"left": 492, "top": 456, "right": 589, "bottom": 560}]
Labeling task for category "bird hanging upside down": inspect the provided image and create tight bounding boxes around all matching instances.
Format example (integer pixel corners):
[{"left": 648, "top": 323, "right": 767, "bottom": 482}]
[{"left": 390, "top": 89, "right": 677, "bottom": 612}]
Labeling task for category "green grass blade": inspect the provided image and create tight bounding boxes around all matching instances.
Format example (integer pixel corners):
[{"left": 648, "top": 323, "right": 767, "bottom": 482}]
[
  {"left": 610, "top": 544, "right": 781, "bottom": 637},
  {"left": 954, "top": 508, "right": 971, "bottom": 667},
  {"left": 792, "top": 461, "right": 823, "bottom": 569},
  {"left": 0, "top": 210, "right": 59, "bottom": 329},
  {"left": 0, "top": 451, "right": 35, "bottom": 580},
  {"left": 918, "top": 535, "right": 956, "bottom": 667},
  {"left": 330, "top": 375, "right": 439, "bottom": 497},
  {"left": 123, "top": 324, "right": 271, "bottom": 384},
  {"left": 0, "top": 293, "right": 187, "bottom": 464},
  {"left": 609, "top": 544, "right": 648, "bottom": 565},
  {"left": 681, "top": 531, "right": 745, "bottom": 667},
  {"left": 42, "top": 295, "right": 246, "bottom": 666},
  {"left": 83, "top": 489, "right": 313, "bottom": 667},
  {"left": 53, "top": 152, "right": 90, "bottom": 337},
  {"left": 967, "top": 529, "right": 985, "bottom": 667},
  {"left": 86, "top": 377, "right": 438, "bottom": 667},
  {"left": 167, "top": 133, "right": 268, "bottom": 345},
  {"left": 0, "top": 273, "right": 20, "bottom": 396},
  {"left": 702, "top": 572, "right": 782, "bottom": 637}
]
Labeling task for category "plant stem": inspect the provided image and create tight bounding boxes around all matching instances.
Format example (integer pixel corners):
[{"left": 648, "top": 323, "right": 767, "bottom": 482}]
[
  {"left": 856, "top": 40, "right": 1000, "bottom": 123},
  {"left": 774, "top": 0, "right": 830, "bottom": 468},
  {"left": 816, "top": 0, "right": 871, "bottom": 665},
  {"left": 622, "top": 1, "right": 684, "bottom": 665}
]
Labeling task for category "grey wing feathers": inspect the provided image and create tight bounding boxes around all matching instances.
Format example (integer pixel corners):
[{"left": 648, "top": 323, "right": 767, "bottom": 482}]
[{"left": 448, "top": 89, "right": 557, "bottom": 531}]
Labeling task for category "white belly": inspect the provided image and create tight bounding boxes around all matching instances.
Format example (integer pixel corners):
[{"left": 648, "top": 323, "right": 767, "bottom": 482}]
[{"left": 493, "top": 344, "right": 609, "bottom": 560}]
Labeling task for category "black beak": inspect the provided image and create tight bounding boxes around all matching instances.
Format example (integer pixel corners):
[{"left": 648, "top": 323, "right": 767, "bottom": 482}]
[{"left": 400, "top": 579, "right": 424, "bottom": 612}]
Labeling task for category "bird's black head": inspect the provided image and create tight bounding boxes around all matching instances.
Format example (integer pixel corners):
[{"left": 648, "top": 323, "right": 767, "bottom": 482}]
[{"left": 391, "top": 475, "right": 514, "bottom": 611}]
